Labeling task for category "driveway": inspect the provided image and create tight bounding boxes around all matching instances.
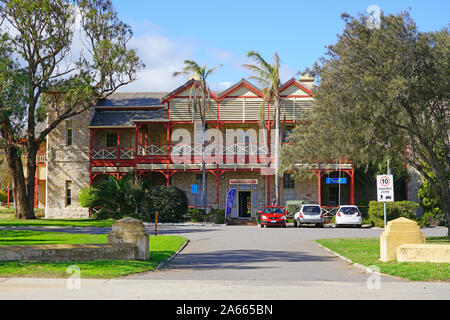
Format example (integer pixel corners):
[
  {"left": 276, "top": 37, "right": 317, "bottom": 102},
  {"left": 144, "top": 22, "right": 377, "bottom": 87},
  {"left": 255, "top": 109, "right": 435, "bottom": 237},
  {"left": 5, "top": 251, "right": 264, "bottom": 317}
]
[{"left": 125, "top": 224, "right": 448, "bottom": 283}]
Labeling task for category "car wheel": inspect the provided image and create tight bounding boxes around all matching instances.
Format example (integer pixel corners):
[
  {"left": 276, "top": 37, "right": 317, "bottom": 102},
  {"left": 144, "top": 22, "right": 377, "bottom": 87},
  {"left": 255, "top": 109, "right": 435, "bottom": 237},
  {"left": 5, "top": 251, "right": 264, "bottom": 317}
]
[
  {"left": 293, "top": 220, "right": 298, "bottom": 228},
  {"left": 335, "top": 224, "right": 339, "bottom": 228},
  {"left": 357, "top": 224, "right": 362, "bottom": 228},
  {"left": 260, "top": 224, "right": 264, "bottom": 228}
]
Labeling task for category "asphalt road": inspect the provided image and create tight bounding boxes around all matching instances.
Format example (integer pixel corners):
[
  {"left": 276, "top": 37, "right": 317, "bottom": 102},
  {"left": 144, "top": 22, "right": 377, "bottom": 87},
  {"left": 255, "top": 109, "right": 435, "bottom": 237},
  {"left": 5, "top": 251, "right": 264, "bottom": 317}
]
[
  {"left": 1, "top": 224, "right": 448, "bottom": 300},
  {"left": 125, "top": 224, "right": 447, "bottom": 283}
]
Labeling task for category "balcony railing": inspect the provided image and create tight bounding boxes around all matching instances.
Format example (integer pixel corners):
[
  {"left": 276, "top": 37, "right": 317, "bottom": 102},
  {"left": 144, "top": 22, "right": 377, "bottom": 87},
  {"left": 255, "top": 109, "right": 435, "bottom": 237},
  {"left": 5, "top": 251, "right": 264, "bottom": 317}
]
[
  {"left": 92, "top": 148, "right": 136, "bottom": 160},
  {"left": 91, "top": 143, "right": 275, "bottom": 164}
]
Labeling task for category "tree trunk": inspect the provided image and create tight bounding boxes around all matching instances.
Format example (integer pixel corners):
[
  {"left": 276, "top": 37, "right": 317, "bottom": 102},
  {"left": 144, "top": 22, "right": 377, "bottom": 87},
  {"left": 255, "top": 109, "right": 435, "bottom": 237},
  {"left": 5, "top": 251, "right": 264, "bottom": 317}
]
[
  {"left": 274, "top": 102, "right": 280, "bottom": 205},
  {"left": 4, "top": 144, "right": 36, "bottom": 220},
  {"left": 202, "top": 118, "right": 207, "bottom": 214}
]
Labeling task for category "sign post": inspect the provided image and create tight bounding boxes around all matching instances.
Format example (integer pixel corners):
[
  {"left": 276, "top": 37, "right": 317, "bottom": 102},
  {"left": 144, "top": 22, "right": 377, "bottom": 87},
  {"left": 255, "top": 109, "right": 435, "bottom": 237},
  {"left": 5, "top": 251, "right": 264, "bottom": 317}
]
[{"left": 377, "top": 175, "right": 394, "bottom": 227}]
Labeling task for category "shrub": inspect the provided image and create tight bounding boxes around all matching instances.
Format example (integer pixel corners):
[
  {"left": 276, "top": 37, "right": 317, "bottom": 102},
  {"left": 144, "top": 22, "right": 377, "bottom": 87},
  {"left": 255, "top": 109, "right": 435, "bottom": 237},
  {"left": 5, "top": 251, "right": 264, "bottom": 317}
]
[
  {"left": 0, "top": 190, "right": 7, "bottom": 204},
  {"left": 286, "top": 200, "right": 311, "bottom": 216},
  {"left": 83, "top": 173, "right": 145, "bottom": 220},
  {"left": 139, "top": 186, "right": 188, "bottom": 223},
  {"left": 368, "top": 201, "right": 419, "bottom": 227},
  {"left": 79, "top": 186, "right": 98, "bottom": 209},
  {"left": 211, "top": 208, "right": 226, "bottom": 224},
  {"left": 186, "top": 208, "right": 205, "bottom": 222}
]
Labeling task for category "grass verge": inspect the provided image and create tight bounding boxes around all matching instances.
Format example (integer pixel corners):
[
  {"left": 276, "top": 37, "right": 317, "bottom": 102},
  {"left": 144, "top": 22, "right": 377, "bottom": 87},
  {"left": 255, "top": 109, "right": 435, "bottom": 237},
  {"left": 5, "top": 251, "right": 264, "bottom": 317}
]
[
  {"left": 0, "top": 212, "right": 115, "bottom": 228},
  {"left": 0, "top": 230, "right": 187, "bottom": 279},
  {"left": 316, "top": 237, "right": 450, "bottom": 281}
]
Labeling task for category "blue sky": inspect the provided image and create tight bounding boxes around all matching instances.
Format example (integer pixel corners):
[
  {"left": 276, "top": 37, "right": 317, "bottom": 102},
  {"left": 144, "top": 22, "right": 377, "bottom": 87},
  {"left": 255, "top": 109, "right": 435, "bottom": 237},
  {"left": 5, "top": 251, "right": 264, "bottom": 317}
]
[{"left": 111, "top": 0, "right": 450, "bottom": 92}]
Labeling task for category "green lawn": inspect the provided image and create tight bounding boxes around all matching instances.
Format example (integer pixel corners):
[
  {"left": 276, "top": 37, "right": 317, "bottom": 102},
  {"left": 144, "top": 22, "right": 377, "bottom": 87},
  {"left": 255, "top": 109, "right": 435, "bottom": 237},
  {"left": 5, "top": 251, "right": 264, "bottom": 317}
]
[
  {"left": 0, "top": 230, "right": 187, "bottom": 279},
  {"left": 0, "top": 212, "right": 115, "bottom": 228},
  {"left": 316, "top": 237, "right": 450, "bottom": 281}
]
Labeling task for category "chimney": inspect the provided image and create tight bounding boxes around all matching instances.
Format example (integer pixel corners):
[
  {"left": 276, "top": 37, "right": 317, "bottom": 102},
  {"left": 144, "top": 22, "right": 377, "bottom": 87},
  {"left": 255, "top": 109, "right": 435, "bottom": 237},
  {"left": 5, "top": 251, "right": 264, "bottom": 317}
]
[{"left": 299, "top": 74, "right": 314, "bottom": 90}]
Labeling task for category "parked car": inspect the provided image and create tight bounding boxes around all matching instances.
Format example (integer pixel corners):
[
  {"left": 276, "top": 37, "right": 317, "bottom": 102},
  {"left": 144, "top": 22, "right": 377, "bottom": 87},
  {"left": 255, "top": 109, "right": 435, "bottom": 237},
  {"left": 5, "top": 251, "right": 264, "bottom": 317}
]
[
  {"left": 293, "top": 204, "right": 324, "bottom": 228},
  {"left": 259, "top": 206, "right": 287, "bottom": 228},
  {"left": 335, "top": 205, "right": 362, "bottom": 228}
]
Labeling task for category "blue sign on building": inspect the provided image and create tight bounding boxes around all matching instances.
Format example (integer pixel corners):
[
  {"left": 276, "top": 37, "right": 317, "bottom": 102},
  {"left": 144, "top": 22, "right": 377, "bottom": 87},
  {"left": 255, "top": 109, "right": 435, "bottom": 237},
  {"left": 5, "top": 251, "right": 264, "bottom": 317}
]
[
  {"left": 326, "top": 178, "right": 347, "bottom": 184},
  {"left": 191, "top": 184, "right": 198, "bottom": 194}
]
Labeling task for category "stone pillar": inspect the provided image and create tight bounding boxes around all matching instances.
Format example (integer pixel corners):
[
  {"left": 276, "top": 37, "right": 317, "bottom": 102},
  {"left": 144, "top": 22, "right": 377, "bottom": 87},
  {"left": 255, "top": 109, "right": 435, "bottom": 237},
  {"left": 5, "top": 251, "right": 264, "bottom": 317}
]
[
  {"left": 108, "top": 217, "right": 149, "bottom": 260},
  {"left": 379, "top": 217, "right": 425, "bottom": 262}
]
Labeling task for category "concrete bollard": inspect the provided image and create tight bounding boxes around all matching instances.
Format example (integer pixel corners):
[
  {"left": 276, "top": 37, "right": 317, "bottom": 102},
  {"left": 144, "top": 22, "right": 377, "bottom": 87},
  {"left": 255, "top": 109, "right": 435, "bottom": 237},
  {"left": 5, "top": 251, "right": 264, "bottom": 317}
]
[{"left": 107, "top": 217, "right": 149, "bottom": 260}]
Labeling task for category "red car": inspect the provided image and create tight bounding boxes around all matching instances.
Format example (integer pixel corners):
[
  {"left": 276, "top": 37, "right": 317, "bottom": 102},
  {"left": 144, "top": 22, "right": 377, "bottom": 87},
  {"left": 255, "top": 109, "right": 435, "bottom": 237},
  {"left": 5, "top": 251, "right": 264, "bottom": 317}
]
[{"left": 258, "top": 206, "right": 287, "bottom": 228}]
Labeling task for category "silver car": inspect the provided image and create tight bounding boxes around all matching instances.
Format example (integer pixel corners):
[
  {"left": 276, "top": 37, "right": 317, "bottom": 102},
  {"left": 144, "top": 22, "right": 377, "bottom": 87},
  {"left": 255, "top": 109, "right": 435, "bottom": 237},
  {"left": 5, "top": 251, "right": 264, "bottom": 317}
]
[{"left": 293, "top": 204, "right": 324, "bottom": 228}]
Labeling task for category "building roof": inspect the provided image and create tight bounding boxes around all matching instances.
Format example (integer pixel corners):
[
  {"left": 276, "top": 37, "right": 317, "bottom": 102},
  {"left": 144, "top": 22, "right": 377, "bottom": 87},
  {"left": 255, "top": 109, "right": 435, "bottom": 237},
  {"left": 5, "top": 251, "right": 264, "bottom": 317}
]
[
  {"left": 96, "top": 92, "right": 167, "bottom": 107},
  {"left": 89, "top": 109, "right": 168, "bottom": 127}
]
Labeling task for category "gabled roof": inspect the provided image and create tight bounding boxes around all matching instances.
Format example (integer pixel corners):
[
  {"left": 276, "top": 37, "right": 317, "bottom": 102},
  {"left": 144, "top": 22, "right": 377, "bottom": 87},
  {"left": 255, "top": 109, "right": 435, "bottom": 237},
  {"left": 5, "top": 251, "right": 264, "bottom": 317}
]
[
  {"left": 280, "top": 77, "right": 313, "bottom": 96},
  {"left": 97, "top": 92, "right": 167, "bottom": 108},
  {"left": 218, "top": 78, "right": 264, "bottom": 100},
  {"left": 161, "top": 79, "right": 219, "bottom": 103}
]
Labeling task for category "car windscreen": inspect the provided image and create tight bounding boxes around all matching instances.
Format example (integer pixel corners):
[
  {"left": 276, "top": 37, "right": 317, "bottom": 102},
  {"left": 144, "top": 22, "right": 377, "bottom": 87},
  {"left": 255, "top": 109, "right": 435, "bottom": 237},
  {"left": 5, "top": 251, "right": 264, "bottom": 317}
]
[
  {"left": 263, "top": 208, "right": 283, "bottom": 214},
  {"left": 302, "top": 206, "right": 321, "bottom": 215},
  {"left": 340, "top": 207, "right": 359, "bottom": 215}
]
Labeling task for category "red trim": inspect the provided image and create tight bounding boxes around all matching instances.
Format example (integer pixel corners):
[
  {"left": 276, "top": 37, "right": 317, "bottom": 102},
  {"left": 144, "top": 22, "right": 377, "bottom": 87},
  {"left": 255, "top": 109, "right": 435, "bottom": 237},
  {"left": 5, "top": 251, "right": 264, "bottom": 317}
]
[
  {"left": 218, "top": 81, "right": 264, "bottom": 100},
  {"left": 279, "top": 78, "right": 313, "bottom": 96},
  {"left": 162, "top": 81, "right": 219, "bottom": 104}
]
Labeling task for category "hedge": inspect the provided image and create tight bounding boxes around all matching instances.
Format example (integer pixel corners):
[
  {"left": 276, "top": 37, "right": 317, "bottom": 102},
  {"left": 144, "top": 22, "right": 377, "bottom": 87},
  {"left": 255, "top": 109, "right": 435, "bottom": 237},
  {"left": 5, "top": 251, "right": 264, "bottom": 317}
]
[
  {"left": 368, "top": 201, "right": 419, "bottom": 227},
  {"left": 286, "top": 200, "right": 313, "bottom": 216},
  {"left": 138, "top": 186, "right": 188, "bottom": 223}
]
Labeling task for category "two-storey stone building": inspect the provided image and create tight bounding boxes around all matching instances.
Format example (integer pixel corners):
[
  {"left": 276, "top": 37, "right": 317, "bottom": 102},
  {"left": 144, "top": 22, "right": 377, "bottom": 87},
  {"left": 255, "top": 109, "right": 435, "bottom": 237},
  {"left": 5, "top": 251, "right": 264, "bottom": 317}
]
[{"left": 43, "top": 75, "right": 357, "bottom": 219}]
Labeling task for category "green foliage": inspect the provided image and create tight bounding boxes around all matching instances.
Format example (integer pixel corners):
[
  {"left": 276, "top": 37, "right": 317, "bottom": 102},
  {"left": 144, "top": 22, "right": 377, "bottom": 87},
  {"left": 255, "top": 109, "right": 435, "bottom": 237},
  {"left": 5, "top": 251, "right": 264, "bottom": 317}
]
[
  {"left": 286, "top": 200, "right": 310, "bottom": 216},
  {"left": 91, "top": 173, "right": 145, "bottom": 219},
  {"left": 280, "top": 10, "right": 450, "bottom": 230},
  {"left": 0, "top": 0, "right": 144, "bottom": 220},
  {"left": 186, "top": 208, "right": 205, "bottom": 222},
  {"left": 139, "top": 186, "right": 188, "bottom": 223},
  {"left": 418, "top": 170, "right": 447, "bottom": 226},
  {"left": 78, "top": 186, "right": 98, "bottom": 209},
  {"left": 0, "top": 190, "right": 7, "bottom": 204},
  {"left": 368, "top": 201, "right": 419, "bottom": 227},
  {"left": 211, "top": 208, "right": 226, "bottom": 224}
]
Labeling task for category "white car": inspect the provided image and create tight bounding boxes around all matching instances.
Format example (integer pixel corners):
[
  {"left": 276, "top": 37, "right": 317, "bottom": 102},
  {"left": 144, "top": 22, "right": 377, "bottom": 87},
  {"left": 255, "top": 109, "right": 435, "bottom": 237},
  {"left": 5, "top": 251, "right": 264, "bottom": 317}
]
[
  {"left": 293, "top": 204, "right": 324, "bottom": 228},
  {"left": 335, "top": 205, "right": 362, "bottom": 228}
]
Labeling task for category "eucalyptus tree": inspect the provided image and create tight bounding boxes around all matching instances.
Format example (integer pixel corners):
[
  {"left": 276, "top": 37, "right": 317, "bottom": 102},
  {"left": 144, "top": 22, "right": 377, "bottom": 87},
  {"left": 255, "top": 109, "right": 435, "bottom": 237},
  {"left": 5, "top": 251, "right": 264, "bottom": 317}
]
[
  {"left": 172, "top": 60, "right": 221, "bottom": 214},
  {"left": 0, "top": 0, "right": 143, "bottom": 219},
  {"left": 243, "top": 51, "right": 282, "bottom": 205},
  {"left": 281, "top": 11, "right": 449, "bottom": 235}
]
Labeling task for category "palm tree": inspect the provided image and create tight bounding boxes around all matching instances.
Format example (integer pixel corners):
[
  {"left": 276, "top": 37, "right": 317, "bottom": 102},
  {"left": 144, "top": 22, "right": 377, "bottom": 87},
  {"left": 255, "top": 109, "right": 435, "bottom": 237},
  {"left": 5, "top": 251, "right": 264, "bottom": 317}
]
[
  {"left": 243, "top": 51, "right": 282, "bottom": 205},
  {"left": 173, "top": 60, "right": 221, "bottom": 214}
]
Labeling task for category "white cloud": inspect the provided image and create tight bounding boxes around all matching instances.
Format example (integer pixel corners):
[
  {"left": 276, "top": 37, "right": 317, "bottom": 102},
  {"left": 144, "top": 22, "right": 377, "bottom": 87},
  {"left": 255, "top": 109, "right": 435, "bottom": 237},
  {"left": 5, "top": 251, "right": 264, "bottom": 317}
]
[{"left": 119, "top": 33, "right": 195, "bottom": 92}]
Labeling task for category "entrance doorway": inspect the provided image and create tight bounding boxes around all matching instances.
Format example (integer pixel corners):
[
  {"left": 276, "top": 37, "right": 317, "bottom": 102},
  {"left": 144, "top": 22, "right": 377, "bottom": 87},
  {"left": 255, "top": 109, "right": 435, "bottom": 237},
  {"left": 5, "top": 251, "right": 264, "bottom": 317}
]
[{"left": 238, "top": 191, "right": 251, "bottom": 218}]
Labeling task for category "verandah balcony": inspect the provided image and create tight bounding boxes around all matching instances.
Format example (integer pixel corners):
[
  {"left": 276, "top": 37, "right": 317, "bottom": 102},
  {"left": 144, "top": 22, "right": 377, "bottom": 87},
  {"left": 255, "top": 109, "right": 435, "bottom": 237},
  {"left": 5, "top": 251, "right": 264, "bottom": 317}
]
[{"left": 91, "top": 147, "right": 136, "bottom": 160}]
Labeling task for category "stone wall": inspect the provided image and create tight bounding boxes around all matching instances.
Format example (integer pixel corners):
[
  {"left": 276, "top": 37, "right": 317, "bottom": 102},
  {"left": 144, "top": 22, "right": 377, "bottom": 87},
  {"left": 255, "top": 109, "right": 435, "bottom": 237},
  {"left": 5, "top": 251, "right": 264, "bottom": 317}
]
[
  {"left": 45, "top": 106, "right": 93, "bottom": 219},
  {"left": 0, "top": 218, "right": 149, "bottom": 262}
]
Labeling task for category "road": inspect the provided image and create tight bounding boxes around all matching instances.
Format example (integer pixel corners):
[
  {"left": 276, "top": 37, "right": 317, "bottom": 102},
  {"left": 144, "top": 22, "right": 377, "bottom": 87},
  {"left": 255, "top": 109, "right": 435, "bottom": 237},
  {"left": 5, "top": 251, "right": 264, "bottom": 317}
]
[{"left": 0, "top": 224, "right": 448, "bottom": 300}]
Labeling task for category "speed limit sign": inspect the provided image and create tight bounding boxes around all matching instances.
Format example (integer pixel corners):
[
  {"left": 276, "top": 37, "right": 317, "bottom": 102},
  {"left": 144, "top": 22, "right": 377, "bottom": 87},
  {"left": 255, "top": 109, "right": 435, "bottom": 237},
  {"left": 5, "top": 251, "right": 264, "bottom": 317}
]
[{"left": 377, "top": 175, "right": 394, "bottom": 202}]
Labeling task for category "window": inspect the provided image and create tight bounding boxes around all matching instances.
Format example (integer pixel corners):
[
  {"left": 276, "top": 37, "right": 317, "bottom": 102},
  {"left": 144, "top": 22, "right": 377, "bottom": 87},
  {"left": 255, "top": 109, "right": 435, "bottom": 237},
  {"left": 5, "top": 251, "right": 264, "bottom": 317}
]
[
  {"left": 66, "top": 121, "right": 73, "bottom": 146},
  {"left": 283, "top": 174, "right": 295, "bottom": 189},
  {"left": 65, "top": 181, "right": 72, "bottom": 207},
  {"left": 106, "top": 133, "right": 118, "bottom": 148}
]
